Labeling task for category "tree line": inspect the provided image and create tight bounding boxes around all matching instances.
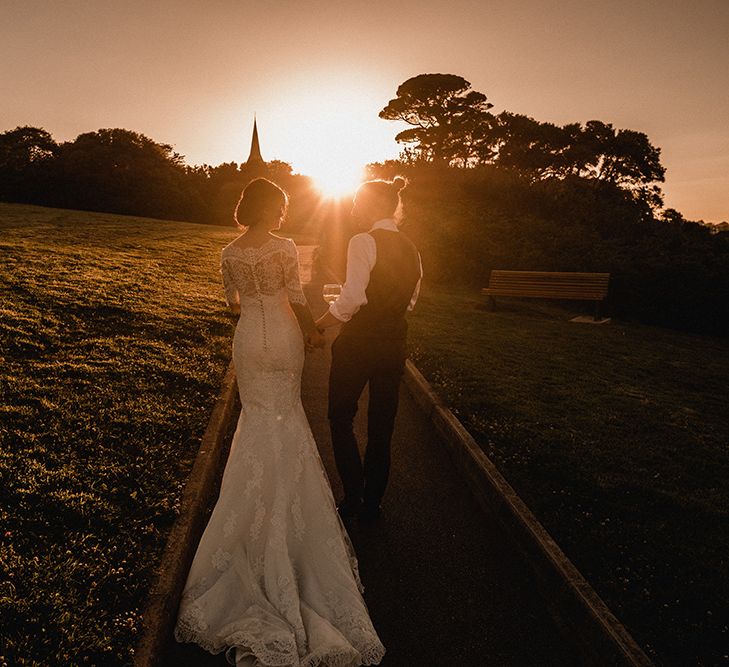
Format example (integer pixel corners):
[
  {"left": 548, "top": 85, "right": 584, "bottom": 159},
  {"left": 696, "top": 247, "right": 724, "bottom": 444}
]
[
  {"left": 0, "top": 126, "right": 322, "bottom": 232},
  {"left": 1, "top": 73, "right": 727, "bottom": 333}
]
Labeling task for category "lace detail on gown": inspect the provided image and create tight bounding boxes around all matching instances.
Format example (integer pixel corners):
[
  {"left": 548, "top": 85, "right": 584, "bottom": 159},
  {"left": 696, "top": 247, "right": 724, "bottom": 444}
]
[
  {"left": 220, "top": 236, "right": 308, "bottom": 308},
  {"left": 175, "top": 236, "right": 385, "bottom": 666}
]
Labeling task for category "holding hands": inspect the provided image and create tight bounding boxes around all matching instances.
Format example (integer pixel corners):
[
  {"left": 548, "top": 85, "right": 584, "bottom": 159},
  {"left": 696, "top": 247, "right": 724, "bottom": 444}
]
[
  {"left": 296, "top": 283, "right": 342, "bottom": 352},
  {"left": 305, "top": 327, "right": 326, "bottom": 351}
]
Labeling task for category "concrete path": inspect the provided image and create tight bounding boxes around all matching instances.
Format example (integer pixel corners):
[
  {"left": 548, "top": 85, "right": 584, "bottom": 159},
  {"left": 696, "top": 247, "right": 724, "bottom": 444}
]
[{"left": 162, "top": 254, "right": 578, "bottom": 666}]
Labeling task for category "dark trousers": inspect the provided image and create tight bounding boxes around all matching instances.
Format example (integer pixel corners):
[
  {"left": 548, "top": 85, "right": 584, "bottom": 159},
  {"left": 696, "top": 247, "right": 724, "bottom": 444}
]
[{"left": 328, "top": 335, "right": 407, "bottom": 508}]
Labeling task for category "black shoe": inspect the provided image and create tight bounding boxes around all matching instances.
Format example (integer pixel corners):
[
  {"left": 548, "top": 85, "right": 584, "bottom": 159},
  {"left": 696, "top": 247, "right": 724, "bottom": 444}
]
[
  {"left": 358, "top": 503, "right": 382, "bottom": 523},
  {"left": 336, "top": 498, "right": 362, "bottom": 519}
]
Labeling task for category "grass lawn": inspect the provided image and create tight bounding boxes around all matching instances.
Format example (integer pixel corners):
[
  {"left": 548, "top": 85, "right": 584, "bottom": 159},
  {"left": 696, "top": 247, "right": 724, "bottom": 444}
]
[
  {"left": 2, "top": 201, "right": 726, "bottom": 665},
  {"left": 407, "top": 285, "right": 729, "bottom": 666},
  {"left": 0, "top": 203, "right": 248, "bottom": 665}
]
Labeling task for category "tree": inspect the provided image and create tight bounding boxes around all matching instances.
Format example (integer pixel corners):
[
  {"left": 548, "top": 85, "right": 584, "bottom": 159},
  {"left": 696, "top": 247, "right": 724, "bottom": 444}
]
[
  {"left": 566, "top": 120, "right": 665, "bottom": 186},
  {"left": 56, "top": 128, "right": 191, "bottom": 218},
  {"left": 565, "top": 120, "right": 665, "bottom": 210},
  {"left": 379, "top": 74, "right": 494, "bottom": 165},
  {"left": 489, "top": 112, "right": 576, "bottom": 178},
  {"left": 0, "top": 126, "right": 59, "bottom": 202},
  {"left": 487, "top": 115, "right": 665, "bottom": 210}
]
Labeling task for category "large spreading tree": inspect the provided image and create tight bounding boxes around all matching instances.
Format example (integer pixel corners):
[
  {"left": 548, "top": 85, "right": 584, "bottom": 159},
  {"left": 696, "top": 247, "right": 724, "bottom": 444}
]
[{"left": 379, "top": 73, "right": 495, "bottom": 166}]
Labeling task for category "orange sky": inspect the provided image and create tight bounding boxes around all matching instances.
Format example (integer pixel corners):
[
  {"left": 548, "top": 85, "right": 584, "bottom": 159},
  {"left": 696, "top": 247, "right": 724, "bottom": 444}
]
[{"left": 2, "top": 0, "right": 727, "bottom": 221}]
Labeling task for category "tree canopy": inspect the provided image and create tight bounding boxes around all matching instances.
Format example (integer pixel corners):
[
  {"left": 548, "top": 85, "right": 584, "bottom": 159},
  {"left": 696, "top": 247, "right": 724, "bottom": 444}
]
[
  {"left": 379, "top": 74, "right": 494, "bottom": 166},
  {"left": 0, "top": 126, "right": 319, "bottom": 229},
  {"left": 0, "top": 126, "right": 59, "bottom": 202},
  {"left": 380, "top": 73, "right": 666, "bottom": 208},
  {"left": 57, "top": 128, "right": 190, "bottom": 218}
]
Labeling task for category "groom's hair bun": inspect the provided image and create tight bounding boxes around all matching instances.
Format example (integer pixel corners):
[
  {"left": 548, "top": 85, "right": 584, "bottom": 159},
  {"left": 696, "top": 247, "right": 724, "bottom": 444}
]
[{"left": 357, "top": 176, "right": 407, "bottom": 217}]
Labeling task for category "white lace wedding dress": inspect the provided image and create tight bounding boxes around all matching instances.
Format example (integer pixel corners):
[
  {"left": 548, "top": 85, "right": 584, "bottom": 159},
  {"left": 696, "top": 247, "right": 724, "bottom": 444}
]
[{"left": 174, "top": 236, "right": 385, "bottom": 667}]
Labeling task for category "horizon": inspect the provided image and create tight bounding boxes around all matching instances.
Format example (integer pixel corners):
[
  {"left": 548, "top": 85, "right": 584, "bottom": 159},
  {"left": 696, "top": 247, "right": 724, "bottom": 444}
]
[{"left": 1, "top": 0, "right": 728, "bottom": 222}]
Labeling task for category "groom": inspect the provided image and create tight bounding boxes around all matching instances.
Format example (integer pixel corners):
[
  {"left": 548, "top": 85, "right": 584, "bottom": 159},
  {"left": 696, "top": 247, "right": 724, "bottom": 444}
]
[{"left": 315, "top": 177, "right": 422, "bottom": 522}]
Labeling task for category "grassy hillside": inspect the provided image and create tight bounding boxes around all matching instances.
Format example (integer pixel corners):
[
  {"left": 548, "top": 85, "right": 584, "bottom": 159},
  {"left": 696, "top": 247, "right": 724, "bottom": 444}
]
[
  {"left": 0, "top": 203, "right": 244, "bottom": 665},
  {"left": 3, "top": 201, "right": 726, "bottom": 665},
  {"left": 408, "top": 287, "right": 729, "bottom": 666}
]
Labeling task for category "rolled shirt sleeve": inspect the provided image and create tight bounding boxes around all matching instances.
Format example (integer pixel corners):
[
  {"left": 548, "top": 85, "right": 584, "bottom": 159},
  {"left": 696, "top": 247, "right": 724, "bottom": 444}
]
[
  {"left": 329, "top": 233, "right": 376, "bottom": 322},
  {"left": 407, "top": 252, "right": 423, "bottom": 311}
]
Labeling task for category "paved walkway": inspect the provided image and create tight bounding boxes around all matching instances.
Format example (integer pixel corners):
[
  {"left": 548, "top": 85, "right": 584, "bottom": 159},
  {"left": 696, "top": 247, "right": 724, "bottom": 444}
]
[{"left": 163, "top": 254, "right": 578, "bottom": 666}]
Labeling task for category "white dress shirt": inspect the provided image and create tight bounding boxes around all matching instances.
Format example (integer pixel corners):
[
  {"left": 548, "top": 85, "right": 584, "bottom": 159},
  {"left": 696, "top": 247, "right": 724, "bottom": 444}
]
[{"left": 329, "top": 218, "right": 423, "bottom": 323}]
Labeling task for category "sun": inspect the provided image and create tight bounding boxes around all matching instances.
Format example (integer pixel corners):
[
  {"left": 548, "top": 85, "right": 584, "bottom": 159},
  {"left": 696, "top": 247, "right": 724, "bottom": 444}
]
[
  {"left": 311, "top": 162, "right": 365, "bottom": 199},
  {"left": 242, "top": 73, "right": 402, "bottom": 200}
]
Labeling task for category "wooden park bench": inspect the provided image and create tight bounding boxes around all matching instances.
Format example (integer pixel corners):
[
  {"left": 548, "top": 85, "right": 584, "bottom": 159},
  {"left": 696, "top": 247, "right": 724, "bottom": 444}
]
[{"left": 481, "top": 270, "right": 611, "bottom": 321}]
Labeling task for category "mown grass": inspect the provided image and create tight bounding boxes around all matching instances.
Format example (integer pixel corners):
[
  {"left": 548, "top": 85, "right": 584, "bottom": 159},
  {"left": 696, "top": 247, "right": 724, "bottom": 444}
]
[
  {"left": 0, "top": 203, "right": 246, "bottom": 665},
  {"left": 407, "top": 286, "right": 729, "bottom": 666}
]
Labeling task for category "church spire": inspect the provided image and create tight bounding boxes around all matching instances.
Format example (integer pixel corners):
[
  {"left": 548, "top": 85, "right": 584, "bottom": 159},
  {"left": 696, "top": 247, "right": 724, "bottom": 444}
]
[{"left": 246, "top": 116, "right": 264, "bottom": 165}]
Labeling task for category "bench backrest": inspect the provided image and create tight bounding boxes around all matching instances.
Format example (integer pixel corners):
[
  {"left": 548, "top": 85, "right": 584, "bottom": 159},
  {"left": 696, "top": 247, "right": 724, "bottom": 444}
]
[{"left": 488, "top": 270, "right": 610, "bottom": 299}]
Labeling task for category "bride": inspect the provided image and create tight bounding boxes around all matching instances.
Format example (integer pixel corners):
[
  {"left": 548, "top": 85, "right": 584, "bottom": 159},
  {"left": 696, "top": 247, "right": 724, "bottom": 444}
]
[{"left": 174, "top": 178, "right": 386, "bottom": 666}]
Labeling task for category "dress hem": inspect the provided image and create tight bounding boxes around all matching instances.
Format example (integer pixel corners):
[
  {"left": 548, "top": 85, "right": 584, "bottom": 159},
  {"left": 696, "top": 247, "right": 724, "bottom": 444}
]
[{"left": 173, "top": 625, "right": 385, "bottom": 667}]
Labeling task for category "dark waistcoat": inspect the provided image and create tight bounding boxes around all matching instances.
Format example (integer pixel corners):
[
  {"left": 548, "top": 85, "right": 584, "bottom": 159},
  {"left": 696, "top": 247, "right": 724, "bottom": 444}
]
[{"left": 339, "top": 228, "right": 420, "bottom": 340}]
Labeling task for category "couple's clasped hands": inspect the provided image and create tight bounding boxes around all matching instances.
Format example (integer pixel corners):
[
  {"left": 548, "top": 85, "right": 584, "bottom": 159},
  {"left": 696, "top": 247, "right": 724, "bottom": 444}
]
[{"left": 304, "top": 328, "right": 326, "bottom": 352}]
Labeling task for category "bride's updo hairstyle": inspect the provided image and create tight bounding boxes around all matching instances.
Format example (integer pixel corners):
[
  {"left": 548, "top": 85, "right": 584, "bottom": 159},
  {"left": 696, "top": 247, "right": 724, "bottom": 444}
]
[
  {"left": 355, "top": 176, "right": 407, "bottom": 222},
  {"left": 235, "top": 178, "right": 289, "bottom": 230}
]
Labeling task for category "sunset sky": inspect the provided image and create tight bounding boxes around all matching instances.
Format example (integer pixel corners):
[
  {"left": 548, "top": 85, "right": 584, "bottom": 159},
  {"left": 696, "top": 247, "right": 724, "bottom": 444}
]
[{"left": 2, "top": 0, "right": 728, "bottom": 221}]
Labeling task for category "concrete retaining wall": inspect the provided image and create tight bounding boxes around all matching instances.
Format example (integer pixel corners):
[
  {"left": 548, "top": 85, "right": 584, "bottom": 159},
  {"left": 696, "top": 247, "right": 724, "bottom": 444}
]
[{"left": 403, "top": 360, "right": 653, "bottom": 666}]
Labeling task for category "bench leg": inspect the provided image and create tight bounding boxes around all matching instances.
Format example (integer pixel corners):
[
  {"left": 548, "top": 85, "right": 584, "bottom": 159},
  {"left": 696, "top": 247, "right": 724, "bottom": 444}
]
[
  {"left": 594, "top": 300, "right": 601, "bottom": 321},
  {"left": 484, "top": 296, "right": 496, "bottom": 311}
]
